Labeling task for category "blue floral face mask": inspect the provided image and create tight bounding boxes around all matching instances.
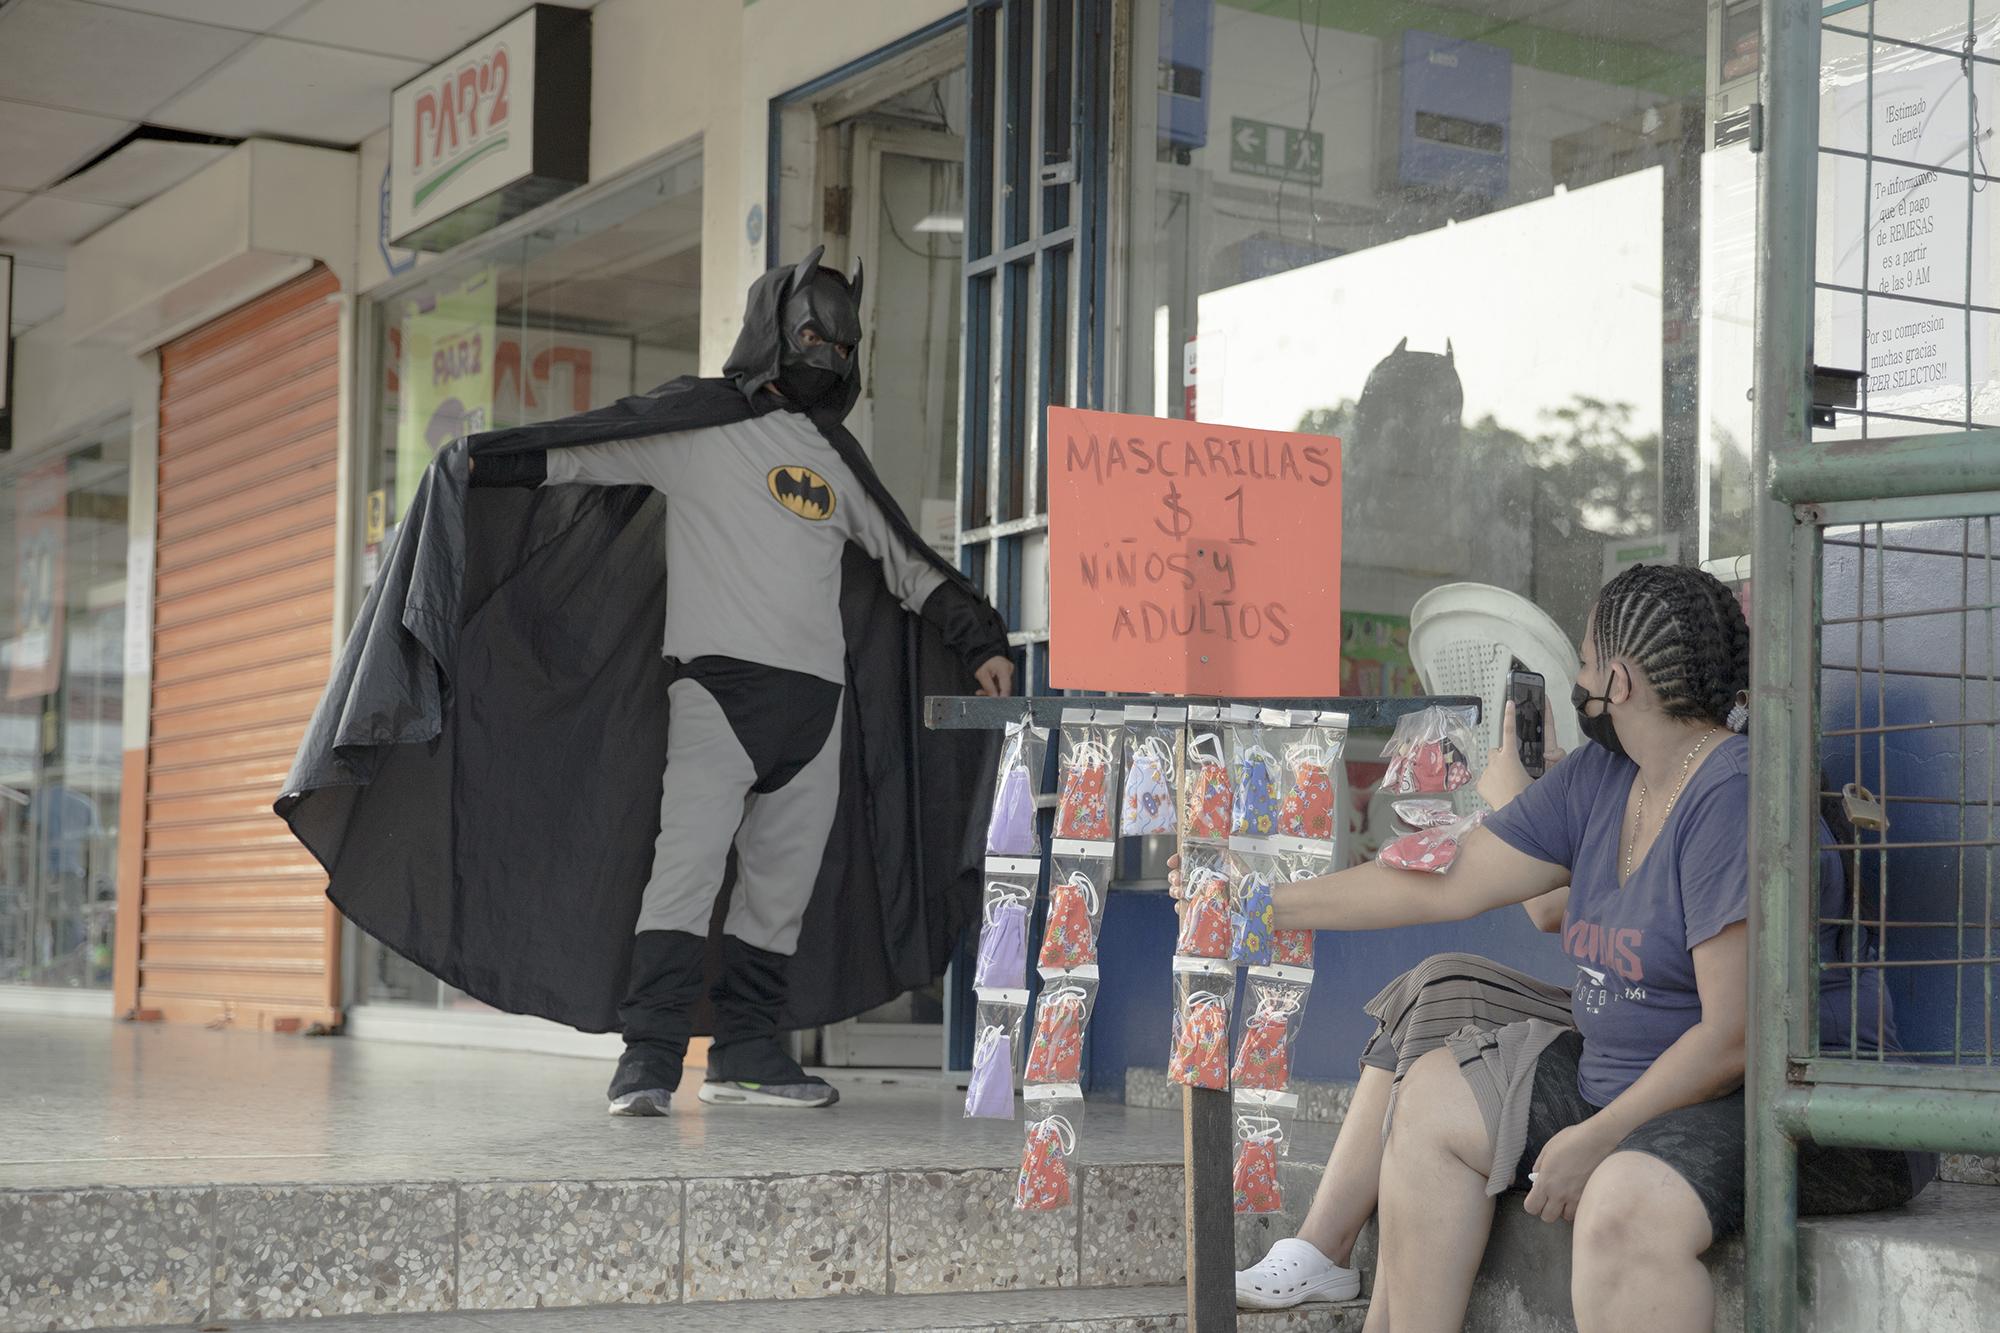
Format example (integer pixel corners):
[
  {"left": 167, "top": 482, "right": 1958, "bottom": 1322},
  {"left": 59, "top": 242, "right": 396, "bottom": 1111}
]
[
  {"left": 1235, "top": 745, "right": 1281, "bottom": 836},
  {"left": 1231, "top": 875, "right": 1276, "bottom": 966}
]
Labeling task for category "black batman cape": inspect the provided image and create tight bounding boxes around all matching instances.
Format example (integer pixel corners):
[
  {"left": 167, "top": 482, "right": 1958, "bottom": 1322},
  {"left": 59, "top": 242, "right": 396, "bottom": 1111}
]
[{"left": 276, "top": 376, "right": 1009, "bottom": 1033}]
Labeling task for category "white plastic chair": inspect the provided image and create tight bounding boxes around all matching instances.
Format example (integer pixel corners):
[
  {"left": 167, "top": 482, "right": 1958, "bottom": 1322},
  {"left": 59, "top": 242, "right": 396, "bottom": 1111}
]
[{"left": 1407, "top": 582, "right": 1583, "bottom": 783}]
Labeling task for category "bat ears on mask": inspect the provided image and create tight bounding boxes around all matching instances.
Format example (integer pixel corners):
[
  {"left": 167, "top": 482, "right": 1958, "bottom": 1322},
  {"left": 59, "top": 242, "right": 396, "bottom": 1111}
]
[{"left": 788, "top": 244, "right": 864, "bottom": 305}]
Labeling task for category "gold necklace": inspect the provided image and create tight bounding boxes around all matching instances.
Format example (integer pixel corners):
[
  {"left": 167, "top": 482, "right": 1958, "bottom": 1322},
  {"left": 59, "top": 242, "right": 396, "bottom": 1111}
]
[{"left": 1625, "top": 729, "right": 1721, "bottom": 882}]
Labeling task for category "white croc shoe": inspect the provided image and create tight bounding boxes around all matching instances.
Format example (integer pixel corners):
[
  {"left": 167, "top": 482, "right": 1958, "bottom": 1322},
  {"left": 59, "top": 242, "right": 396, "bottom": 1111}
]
[{"left": 1235, "top": 1237, "right": 1362, "bottom": 1309}]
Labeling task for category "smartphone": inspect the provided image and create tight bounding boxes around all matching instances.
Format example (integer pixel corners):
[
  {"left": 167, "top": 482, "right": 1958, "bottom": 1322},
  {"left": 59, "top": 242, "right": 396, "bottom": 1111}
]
[{"left": 1507, "top": 669, "right": 1547, "bottom": 778}]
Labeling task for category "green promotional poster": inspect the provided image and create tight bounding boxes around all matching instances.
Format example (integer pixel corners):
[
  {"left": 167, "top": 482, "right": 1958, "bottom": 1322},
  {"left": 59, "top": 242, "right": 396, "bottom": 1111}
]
[{"left": 396, "top": 264, "right": 498, "bottom": 520}]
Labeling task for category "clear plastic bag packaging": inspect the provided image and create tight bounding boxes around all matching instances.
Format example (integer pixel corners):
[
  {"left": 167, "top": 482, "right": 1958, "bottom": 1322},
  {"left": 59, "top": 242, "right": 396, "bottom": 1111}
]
[
  {"left": 1392, "top": 798, "right": 1459, "bottom": 830},
  {"left": 1015, "top": 1085, "right": 1082, "bottom": 1211},
  {"left": 1120, "top": 706, "right": 1183, "bottom": 836},
  {"left": 1380, "top": 705, "right": 1476, "bottom": 794},
  {"left": 1232, "top": 1090, "right": 1299, "bottom": 1215},
  {"left": 1167, "top": 957, "right": 1235, "bottom": 1090},
  {"left": 1053, "top": 708, "right": 1122, "bottom": 843},
  {"left": 964, "top": 987, "right": 1028, "bottom": 1119},
  {"left": 973, "top": 859, "right": 1040, "bottom": 990},
  {"left": 1267, "top": 841, "right": 1334, "bottom": 969},
  {"left": 1278, "top": 710, "right": 1348, "bottom": 842},
  {"left": 1175, "top": 846, "right": 1235, "bottom": 960},
  {"left": 1227, "top": 839, "right": 1279, "bottom": 968},
  {"left": 1379, "top": 809, "right": 1487, "bottom": 874},
  {"left": 1182, "top": 706, "right": 1233, "bottom": 842},
  {"left": 1039, "top": 852, "right": 1111, "bottom": 971},
  {"left": 1231, "top": 965, "right": 1313, "bottom": 1091},
  {"left": 986, "top": 715, "right": 1049, "bottom": 857},
  {"left": 1023, "top": 965, "right": 1098, "bottom": 1086},
  {"left": 1230, "top": 706, "right": 1284, "bottom": 837}
]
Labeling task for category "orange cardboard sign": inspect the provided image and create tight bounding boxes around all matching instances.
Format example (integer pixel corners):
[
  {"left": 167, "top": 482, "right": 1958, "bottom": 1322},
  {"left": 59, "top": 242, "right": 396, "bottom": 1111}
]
[{"left": 1047, "top": 407, "right": 1341, "bottom": 696}]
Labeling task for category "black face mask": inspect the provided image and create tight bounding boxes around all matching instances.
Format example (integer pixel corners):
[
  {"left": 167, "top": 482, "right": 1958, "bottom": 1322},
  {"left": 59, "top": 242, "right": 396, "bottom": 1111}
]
[
  {"left": 1571, "top": 670, "right": 1627, "bottom": 757},
  {"left": 775, "top": 268, "right": 863, "bottom": 409}
]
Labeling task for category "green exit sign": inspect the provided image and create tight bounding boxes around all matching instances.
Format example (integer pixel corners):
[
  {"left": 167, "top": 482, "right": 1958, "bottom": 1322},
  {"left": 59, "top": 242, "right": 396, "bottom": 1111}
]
[{"left": 1230, "top": 117, "right": 1324, "bottom": 186}]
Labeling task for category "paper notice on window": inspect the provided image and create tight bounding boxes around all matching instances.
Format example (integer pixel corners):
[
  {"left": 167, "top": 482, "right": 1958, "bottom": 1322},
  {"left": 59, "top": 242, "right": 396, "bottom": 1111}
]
[{"left": 1818, "top": 38, "right": 1997, "bottom": 423}]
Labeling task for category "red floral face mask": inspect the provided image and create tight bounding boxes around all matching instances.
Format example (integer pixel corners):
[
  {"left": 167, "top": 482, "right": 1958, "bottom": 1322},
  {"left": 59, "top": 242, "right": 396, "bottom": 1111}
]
[
  {"left": 1183, "top": 732, "right": 1232, "bottom": 839},
  {"left": 1015, "top": 1115, "right": 1075, "bottom": 1211},
  {"left": 1024, "top": 987, "right": 1087, "bottom": 1084},
  {"left": 1230, "top": 1008, "right": 1294, "bottom": 1092},
  {"left": 1278, "top": 743, "right": 1335, "bottom": 840},
  {"left": 1055, "top": 740, "right": 1114, "bottom": 840},
  {"left": 1168, "top": 993, "right": 1230, "bottom": 1090},
  {"left": 1039, "top": 873, "right": 1099, "bottom": 970},
  {"left": 1233, "top": 1132, "right": 1282, "bottom": 1214},
  {"left": 1175, "top": 869, "right": 1234, "bottom": 959}
]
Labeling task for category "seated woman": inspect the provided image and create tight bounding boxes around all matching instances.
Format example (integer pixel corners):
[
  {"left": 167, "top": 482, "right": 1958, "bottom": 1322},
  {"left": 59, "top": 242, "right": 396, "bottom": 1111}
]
[
  {"left": 1234, "top": 699, "right": 1574, "bottom": 1310},
  {"left": 1182, "top": 563, "right": 1931, "bottom": 1330}
]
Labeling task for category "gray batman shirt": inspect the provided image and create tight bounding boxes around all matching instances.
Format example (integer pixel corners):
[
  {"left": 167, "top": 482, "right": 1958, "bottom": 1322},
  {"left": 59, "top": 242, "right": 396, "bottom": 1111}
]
[{"left": 542, "top": 406, "right": 946, "bottom": 684}]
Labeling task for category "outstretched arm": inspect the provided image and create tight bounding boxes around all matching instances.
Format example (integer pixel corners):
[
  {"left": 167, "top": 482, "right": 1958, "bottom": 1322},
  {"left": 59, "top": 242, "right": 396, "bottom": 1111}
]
[
  {"left": 1270, "top": 825, "right": 1569, "bottom": 931},
  {"left": 848, "top": 489, "right": 1014, "bottom": 694}
]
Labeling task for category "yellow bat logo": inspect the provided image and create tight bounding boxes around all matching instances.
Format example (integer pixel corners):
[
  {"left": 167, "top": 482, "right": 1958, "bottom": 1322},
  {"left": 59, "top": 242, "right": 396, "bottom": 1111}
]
[{"left": 768, "top": 465, "right": 835, "bottom": 521}]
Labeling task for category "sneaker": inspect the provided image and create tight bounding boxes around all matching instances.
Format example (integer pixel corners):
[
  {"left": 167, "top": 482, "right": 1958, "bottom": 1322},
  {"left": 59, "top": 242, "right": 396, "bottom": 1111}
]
[
  {"left": 607, "top": 1046, "right": 681, "bottom": 1117},
  {"left": 607, "top": 1088, "right": 673, "bottom": 1117},
  {"left": 697, "top": 1077, "right": 839, "bottom": 1109},
  {"left": 1235, "top": 1237, "right": 1361, "bottom": 1309}
]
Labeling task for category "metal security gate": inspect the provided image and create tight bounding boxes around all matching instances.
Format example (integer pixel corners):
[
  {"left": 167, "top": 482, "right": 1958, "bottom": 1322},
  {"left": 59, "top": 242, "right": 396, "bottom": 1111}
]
[
  {"left": 1745, "top": 3, "right": 2000, "bottom": 1324},
  {"left": 128, "top": 266, "right": 344, "bottom": 1030}
]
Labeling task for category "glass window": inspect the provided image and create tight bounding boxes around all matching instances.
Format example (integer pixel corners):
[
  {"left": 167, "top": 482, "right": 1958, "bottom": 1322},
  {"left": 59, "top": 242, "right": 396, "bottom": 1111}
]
[
  {"left": 0, "top": 430, "right": 130, "bottom": 990},
  {"left": 1125, "top": 0, "right": 1728, "bottom": 643},
  {"left": 355, "top": 151, "right": 702, "bottom": 1009}
]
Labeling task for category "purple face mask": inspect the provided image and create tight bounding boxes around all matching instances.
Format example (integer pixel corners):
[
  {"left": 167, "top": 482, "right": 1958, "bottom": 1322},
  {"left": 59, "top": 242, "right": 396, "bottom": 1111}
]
[
  {"left": 987, "top": 765, "right": 1038, "bottom": 856},
  {"left": 964, "top": 1029, "right": 1015, "bottom": 1118},
  {"left": 973, "top": 893, "right": 1030, "bottom": 990}
]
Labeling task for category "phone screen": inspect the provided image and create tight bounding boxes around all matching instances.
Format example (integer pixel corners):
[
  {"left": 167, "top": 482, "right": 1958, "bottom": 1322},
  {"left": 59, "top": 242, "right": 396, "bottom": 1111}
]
[{"left": 1508, "top": 670, "right": 1547, "bottom": 778}]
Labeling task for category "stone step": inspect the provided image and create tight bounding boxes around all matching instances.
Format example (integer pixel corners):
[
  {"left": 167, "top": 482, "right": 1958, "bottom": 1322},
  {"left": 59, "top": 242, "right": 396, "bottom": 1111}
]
[{"left": 113, "top": 1286, "right": 1369, "bottom": 1332}]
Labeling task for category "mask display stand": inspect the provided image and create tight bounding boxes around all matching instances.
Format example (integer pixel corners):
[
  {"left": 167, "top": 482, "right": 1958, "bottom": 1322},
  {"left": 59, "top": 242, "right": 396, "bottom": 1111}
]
[{"left": 929, "top": 690, "right": 1480, "bottom": 1333}]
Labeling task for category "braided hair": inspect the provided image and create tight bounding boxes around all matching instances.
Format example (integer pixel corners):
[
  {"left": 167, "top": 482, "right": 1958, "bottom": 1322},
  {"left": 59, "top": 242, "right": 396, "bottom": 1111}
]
[{"left": 1590, "top": 563, "right": 1749, "bottom": 726}]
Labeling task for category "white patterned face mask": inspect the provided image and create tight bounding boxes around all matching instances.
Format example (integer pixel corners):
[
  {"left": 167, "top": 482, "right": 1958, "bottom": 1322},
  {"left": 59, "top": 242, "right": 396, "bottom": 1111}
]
[{"left": 1122, "top": 738, "right": 1175, "bottom": 835}]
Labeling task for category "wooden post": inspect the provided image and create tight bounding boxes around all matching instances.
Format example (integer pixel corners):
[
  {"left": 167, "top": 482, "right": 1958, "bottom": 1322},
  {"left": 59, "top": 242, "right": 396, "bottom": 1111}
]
[{"left": 1184, "top": 1084, "right": 1238, "bottom": 1330}]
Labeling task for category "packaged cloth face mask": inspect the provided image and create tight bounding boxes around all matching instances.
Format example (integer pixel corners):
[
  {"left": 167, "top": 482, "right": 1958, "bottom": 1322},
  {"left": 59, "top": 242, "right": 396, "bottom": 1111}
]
[
  {"left": 1278, "top": 743, "right": 1336, "bottom": 840},
  {"left": 1232, "top": 873, "right": 1276, "bottom": 967},
  {"left": 1379, "top": 810, "right": 1486, "bottom": 874},
  {"left": 1015, "top": 1115, "right": 1075, "bottom": 1211},
  {"left": 1039, "top": 873, "right": 1099, "bottom": 971},
  {"left": 973, "top": 884, "right": 1032, "bottom": 990},
  {"left": 1122, "top": 737, "right": 1176, "bottom": 835},
  {"left": 1233, "top": 1134, "right": 1282, "bottom": 1214},
  {"left": 1234, "top": 744, "right": 1281, "bottom": 837},
  {"left": 1381, "top": 706, "right": 1474, "bottom": 794},
  {"left": 1176, "top": 868, "right": 1234, "bottom": 959},
  {"left": 987, "top": 764, "right": 1038, "bottom": 856},
  {"left": 964, "top": 1027, "right": 1015, "bottom": 1118},
  {"left": 1055, "top": 737, "right": 1114, "bottom": 841},
  {"left": 1184, "top": 732, "right": 1232, "bottom": 840},
  {"left": 1271, "top": 927, "right": 1315, "bottom": 968},
  {"left": 1168, "top": 991, "right": 1231, "bottom": 1090},
  {"left": 1024, "top": 986, "right": 1088, "bottom": 1084}
]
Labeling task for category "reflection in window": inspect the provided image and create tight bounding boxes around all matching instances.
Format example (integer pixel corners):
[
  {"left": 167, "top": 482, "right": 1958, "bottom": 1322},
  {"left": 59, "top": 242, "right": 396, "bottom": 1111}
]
[
  {"left": 1128, "top": 0, "right": 1714, "bottom": 644},
  {"left": 0, "top": 434, "right": 129, "bottom": 989},
  {"left": 356, "top": 152, "right": 703, "bottom": 1009}
]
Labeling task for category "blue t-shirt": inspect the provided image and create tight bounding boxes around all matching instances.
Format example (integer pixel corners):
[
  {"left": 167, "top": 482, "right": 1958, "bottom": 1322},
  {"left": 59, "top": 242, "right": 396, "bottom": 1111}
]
[{"left": 1486, "top": 735, "right": 1890, "bottom": 1106}]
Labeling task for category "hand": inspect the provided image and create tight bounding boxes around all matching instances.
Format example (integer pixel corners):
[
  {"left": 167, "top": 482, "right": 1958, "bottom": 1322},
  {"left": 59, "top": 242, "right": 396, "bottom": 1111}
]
[
  {"left": 1165, "top": 852, "right": 1188, "bottom": 921},
  {"left": 974, "top": 655, "right": 1015, "bottom": 698},
  {"left": 1477, "top": 700, "right": 1566, "bottom": 811},
  {"left": 1523, "top": 1121, "right": 1615, "bottom": 1224}
]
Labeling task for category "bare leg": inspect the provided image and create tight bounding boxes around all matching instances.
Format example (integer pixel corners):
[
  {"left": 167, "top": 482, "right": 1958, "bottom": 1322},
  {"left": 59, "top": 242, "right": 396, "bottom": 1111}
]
[
  {"left": 1369, "top": 1047, "right": 1497, "bottom": 1332},
  {"left": 1571, "top": 1152, "right": 1715, "bottom": 1333},
  {"left": 1295, "top": 1064, "right": 1394, "bottom": 1265}
]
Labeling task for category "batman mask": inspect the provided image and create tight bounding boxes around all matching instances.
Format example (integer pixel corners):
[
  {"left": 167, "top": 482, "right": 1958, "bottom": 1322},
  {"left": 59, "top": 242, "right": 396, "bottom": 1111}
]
[
  {"left": 723, "top": 246, "right": 866, "bottom": 419},
  {"left": 776, "top": 265, "right": 864, "bottom": 410}
]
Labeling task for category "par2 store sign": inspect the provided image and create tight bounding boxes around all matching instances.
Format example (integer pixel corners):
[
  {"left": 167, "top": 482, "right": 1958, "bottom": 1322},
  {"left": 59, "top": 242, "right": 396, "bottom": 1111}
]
[{"left": 389, "top": 4, "right": 590, "bottom": 252}]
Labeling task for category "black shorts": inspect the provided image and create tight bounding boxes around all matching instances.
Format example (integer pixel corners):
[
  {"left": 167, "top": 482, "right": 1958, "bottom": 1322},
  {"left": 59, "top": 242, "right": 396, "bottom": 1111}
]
[{"left": 1515, "top": 1030, "right": 1934, "bottom": 1237}]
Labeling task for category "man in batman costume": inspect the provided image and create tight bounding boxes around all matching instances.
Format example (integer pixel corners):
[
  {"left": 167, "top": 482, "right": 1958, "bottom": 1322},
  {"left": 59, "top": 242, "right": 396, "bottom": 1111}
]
[{"left": 277, "top": 249, "right": 1013, "bottom": 1115}]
